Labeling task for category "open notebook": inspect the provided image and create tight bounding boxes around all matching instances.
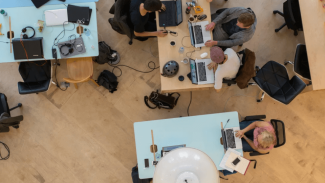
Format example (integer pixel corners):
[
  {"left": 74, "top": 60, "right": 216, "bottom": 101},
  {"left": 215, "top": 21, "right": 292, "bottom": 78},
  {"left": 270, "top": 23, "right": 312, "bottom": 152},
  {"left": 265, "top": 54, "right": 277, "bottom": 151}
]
[{"left": 225, "top": 151, "right": 251, "bottom": 175}]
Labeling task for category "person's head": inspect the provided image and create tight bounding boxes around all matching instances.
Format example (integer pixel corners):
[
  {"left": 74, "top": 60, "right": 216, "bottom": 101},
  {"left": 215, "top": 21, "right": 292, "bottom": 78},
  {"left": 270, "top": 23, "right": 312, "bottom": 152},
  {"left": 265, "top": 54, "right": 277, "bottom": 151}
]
[
  {"left": 258, "top": 131, "right": 275, "bottom": 148},
  {"left": 237, "top": 13, "right": 255, "bottom": 28},
  {"left": 210, "top": 46, "right": 225, "bottom": 64},
  {"left": 143, "top": 0, "right": 162, "bottom": 12}
]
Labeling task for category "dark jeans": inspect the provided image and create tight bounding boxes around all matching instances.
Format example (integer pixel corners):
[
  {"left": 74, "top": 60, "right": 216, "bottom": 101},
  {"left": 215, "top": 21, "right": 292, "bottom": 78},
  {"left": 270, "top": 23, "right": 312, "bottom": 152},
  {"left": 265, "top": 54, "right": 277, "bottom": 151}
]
[{"left": 240, "top": 120, "right": 256, "bottom": 152}]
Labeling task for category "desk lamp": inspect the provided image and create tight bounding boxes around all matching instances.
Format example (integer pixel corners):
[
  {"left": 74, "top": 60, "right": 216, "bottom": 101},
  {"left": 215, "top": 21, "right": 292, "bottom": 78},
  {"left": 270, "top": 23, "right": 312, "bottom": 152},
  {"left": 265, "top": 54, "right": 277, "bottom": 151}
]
[{"left": 153, "top": 147, "right": 220, "bottom": 183}]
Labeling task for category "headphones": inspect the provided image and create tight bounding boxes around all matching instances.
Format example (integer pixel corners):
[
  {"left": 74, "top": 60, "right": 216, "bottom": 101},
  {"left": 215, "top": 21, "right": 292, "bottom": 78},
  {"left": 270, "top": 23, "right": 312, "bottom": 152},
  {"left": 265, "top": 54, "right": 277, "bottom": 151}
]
[
  {"left": 59, "top": 43, "right": 74, "bottom": 56},
  {"left": 21, "top": 26, "right": 35, "bottom": 39}
]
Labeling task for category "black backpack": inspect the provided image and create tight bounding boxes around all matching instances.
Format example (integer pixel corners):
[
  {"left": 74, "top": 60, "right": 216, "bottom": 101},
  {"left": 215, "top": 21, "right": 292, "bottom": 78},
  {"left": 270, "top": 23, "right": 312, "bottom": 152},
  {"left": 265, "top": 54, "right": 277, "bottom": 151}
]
[
  {"left": 144, "top": 90, "right": 180, "bottom": 109},
  {"left": 94, "top": 41, "right": 120, "bottom": 65},
  {"left": 97, "top": 70, "right": 118, "bottom": 93}
]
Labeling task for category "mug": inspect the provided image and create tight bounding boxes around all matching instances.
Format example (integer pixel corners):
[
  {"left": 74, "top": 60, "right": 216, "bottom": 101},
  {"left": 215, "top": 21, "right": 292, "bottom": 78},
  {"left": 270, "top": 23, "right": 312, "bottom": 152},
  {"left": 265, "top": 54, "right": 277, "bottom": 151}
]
[
  {"left": 170, "top": 41, "right": 176, "bottom": 46},
  {"left": 181, "top": 58, "right": 189, "bottom": 64}
]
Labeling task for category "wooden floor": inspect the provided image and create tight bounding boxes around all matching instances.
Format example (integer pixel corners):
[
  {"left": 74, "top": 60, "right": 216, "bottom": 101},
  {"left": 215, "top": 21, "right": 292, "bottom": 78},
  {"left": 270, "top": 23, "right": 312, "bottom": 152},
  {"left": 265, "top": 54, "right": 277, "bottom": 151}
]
[{"left": 0, "top": 0, "right": 325, "bottom": 182}]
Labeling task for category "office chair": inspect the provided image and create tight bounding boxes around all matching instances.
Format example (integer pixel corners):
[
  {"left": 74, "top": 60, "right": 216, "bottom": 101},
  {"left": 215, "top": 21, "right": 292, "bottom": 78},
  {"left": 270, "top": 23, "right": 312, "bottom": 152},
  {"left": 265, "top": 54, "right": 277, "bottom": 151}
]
[
  {"left": 251, "top": 61, "right": 306, "bottom": 105},
  {"left": 223, "top": 48, "right": 256, "bottom": 89},
  {"left": 273, "top": 0, "right": 303, "bottom": 36},
  {"left": 284, "top": 44, "right": 311, "bottom": 85},
  {"left": 0, "top": 93, "right": 23, "bottom": 133},
  {"left": 241, "top": 115, "right": 286, "bottom": 156},
  {"left": 18, "top": 60, "right": 52, "bottom": 95}
]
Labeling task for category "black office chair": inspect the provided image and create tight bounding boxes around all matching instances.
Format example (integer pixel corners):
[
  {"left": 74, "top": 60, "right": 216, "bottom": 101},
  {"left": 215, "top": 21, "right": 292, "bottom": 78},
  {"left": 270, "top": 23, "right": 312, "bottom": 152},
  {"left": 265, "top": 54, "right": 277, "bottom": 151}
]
[
  {"left": 273, "top": 0, "right": 303, "bottom": 36},
  {"left": 242, "top": 115, "right": 286, "bottom": 156},
  {"left": 0, "top": 93, "right": 23, "bottom": 133},
  {"left": 131, "top": 164, "right": 152, "bottom": 183},
  {"left": 252, "top": 61, "right": 306, "bottom": 105},
  {"left": 18, "top": 60, "right": 52, "bottom": 95},
  {"left": 284, "top": 44, "right": 311, "bottom": 85},
  {"left": 223, "top": 48, "right": 256, "bottom": 89}
]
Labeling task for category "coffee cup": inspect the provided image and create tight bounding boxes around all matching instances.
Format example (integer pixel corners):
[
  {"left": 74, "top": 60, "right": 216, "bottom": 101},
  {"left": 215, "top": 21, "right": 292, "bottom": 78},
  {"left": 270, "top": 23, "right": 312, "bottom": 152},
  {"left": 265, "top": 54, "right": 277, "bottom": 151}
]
[{"left": 170, "top": 41, "right": 176, "bottom": 46}]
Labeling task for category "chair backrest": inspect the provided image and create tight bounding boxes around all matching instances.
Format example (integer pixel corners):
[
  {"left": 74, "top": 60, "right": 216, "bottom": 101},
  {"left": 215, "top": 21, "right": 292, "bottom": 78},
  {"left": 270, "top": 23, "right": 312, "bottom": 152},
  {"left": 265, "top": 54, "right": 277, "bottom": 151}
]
[
  {"left": 19, "top": 61, "right": 51, "bottom": 83},
  {"left": 294, "top": 44, "right": 311, "bottom": 80},
  {"left": 271, "top": 119, "right": 286, "bottom": 148},
  {"left": 284, "top": 0, "right": 302, "bottom": 30},
  {"left": 0, "top": 93, "right": 10, "bottom": 116}
]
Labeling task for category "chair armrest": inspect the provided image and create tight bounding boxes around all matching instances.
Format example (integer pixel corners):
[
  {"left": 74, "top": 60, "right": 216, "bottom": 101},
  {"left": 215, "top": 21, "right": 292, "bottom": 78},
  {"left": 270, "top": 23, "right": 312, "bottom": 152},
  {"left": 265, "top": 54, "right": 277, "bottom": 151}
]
[
  {"left": 289, "top": 75, "right": 306, "bottom": 92},
  {"left": 244, "top": 115, "right": 266, "bottom": 121},
  {"left": 18, "top": 80, "right": 50, "bottom": 95},
  {"left": 249, "top": 151, "right": 269, "bottom": 156}
]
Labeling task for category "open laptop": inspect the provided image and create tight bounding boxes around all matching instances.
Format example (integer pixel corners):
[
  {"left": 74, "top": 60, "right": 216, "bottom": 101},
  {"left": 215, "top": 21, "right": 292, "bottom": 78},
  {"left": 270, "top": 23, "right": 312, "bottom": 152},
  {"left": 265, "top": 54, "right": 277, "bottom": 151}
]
[
  {"left": 188, "top": 21, "right": 211, "bottom": 48},
  {"left": 221, "top": 127, "right": 243, "bottom": 150},
  {"left": 31, "top": 0, "right": 50, "bottom": 8},
  {"left": 44, "top": 9, "right": 68, "bottom": 26},
  {"left": 189, "top": 58, "right": 214, "bottom": 85},
  {"left": 159, "top": 0, "right": 183, "bottom": 27}
]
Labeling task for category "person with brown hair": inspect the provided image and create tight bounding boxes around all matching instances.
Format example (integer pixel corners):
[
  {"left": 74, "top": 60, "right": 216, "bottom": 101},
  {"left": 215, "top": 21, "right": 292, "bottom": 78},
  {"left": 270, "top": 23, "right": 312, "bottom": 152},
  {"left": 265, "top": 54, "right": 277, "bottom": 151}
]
[{"left": 205, "top": 7, "right": 257, "bottom": 49}]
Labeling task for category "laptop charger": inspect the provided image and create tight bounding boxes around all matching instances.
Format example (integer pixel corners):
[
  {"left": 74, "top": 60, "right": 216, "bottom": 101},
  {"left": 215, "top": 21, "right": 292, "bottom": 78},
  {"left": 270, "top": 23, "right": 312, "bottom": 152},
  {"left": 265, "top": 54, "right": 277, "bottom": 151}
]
[{"left": 52, "top": 48, "right": 57, "bottom": 59}]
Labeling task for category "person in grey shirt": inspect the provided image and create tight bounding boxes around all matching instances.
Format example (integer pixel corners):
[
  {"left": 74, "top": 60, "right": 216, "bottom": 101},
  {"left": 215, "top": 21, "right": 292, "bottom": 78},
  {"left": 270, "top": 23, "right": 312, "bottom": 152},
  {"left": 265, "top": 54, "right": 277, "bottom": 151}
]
[{"left": 205, "top": 7, "right": 257, "bottom": 48}]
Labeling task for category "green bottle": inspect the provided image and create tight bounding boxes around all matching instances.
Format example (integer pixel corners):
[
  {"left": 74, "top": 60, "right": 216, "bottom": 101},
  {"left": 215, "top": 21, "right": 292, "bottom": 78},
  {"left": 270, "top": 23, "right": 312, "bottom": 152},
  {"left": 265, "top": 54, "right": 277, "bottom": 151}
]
[{"left": 0, "top": 9, "right": 8, "bottom": 16}]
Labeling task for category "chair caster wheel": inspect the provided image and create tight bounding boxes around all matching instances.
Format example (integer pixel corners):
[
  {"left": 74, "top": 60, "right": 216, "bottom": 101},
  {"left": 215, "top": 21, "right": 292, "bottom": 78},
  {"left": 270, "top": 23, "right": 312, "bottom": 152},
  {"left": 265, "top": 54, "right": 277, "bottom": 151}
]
[
  {"left": 273, "top": 10, "right": 277, "bottom": 14},
  {"left": 257, "top": 100, "right": 261, "bottom": 102},
  {"left": 275, "top": 29, "right": 280, "bottom": 33},
  {"left": 18, "top": 103, "right": 22, "bottom": 107}
]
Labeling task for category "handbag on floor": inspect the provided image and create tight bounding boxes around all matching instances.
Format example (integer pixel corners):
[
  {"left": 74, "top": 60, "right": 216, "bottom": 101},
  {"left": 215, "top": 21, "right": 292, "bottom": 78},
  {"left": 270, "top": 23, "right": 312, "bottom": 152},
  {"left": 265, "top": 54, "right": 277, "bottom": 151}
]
[
  {"left": 144, "top": 90, "right": 180, "bottom": 109},
  {"left": 96, "top": 70, "right": 118, "bottom": 93}
]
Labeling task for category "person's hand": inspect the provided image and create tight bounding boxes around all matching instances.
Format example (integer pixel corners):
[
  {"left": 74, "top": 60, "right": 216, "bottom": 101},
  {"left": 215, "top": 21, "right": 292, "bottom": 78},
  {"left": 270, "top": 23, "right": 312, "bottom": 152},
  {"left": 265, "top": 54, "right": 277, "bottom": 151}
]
[
  {"left": 159, "top": 4, "right": 166, "bottom": 12},
  {"left": 207, "top": 62, "right": 216, "bottom": 70},
  {"left": 157, "top": 30, "right": 168, "bottom": 37},
  {"left": 205, "top": 22, "right": 216, "bottom": 31},
  {"left": 235, "top": 130, "right": 245, "bottom": 138},
  {"left": 205, "top": 40, "right": 216, "bottom": 47}
]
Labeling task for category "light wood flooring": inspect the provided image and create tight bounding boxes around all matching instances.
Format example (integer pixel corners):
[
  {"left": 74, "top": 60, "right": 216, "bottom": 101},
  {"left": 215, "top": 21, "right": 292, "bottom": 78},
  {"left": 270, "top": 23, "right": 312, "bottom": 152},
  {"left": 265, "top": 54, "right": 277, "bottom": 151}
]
[{"left": 0, "top": 0, "right": 325, "bottom": 182}]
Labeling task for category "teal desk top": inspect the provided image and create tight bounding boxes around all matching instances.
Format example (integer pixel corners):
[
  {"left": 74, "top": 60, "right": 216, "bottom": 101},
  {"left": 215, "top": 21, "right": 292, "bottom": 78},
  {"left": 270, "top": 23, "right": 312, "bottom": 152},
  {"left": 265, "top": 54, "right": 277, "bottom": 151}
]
[
  {"left": 0, "top": 2, "right": 98, "bottom": 63},
  {"left": 134, "top": 111, "right": 243, "bottom": 179},
  {"left": 0, "top": 0, "right": 98, "bottom": 8}
]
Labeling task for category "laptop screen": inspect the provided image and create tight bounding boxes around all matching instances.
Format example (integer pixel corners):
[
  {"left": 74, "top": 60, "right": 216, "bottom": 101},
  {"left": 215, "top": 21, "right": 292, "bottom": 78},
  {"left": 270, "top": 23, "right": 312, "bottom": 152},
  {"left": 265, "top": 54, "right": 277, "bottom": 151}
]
[{"left": 176, "top": 0, "right": 183, "bottom": 25}]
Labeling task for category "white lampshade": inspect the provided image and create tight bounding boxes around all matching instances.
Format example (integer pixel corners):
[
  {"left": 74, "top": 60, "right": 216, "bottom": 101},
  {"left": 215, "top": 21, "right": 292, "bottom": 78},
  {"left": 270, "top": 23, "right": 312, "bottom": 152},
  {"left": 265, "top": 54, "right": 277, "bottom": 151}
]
[{"left": 153, "top": 147, "right": 220, "bottom": 183}]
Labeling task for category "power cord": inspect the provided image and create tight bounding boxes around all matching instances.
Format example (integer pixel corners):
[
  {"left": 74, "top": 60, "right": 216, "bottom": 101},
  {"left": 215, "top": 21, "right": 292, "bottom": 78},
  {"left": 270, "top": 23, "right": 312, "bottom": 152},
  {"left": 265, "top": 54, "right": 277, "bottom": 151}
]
[
  {"left": 107, "top": 61, "right": 160, "bottom": 77},
  {"left": 0, "top": 41, "right": 10, "bottom": 44},
  {"left": 53, "top": 59, "right": 68, "bottom": 91},
  {"left": 52, "top": 21, "right": 76, "bottom": 50},
  {"left": 0, "top": 141, "right": 10, "bottom": 160},
  {"left": 187, "top": 91, "right": 192, "bottom": 116}
]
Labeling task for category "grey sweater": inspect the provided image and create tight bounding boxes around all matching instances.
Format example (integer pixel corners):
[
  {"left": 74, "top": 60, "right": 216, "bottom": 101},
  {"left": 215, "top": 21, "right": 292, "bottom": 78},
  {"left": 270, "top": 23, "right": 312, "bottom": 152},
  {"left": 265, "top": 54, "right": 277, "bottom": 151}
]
[{"left": 212, "top": 7, "right": 257, "bottom": 47}]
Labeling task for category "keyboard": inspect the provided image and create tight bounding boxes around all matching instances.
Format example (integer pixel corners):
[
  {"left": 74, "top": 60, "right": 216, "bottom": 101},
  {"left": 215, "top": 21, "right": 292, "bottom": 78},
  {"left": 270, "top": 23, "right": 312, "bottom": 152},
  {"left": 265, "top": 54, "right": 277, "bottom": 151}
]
[
  {"left": 225, "top": 129, "right": 236, "bottom": 148},
  {"left": 194, "top": 25, "right": 204, "bottom": 44},
  {"left": 197, "top": 62, "right": 207, "bottom": 81}
]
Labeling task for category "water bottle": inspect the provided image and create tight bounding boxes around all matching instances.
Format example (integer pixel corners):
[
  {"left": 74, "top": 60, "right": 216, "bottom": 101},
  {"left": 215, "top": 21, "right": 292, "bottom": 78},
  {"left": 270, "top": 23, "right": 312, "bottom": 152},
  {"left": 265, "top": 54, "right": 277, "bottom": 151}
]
[
  {"left": 0, "top": 9, "right": 8, "bottom": 16},
  {"left": 179, "top": 47, "right": 184, "bottom": 54},
  {"left": 84, "top": 28, "right": 93, "bottom": 40}
]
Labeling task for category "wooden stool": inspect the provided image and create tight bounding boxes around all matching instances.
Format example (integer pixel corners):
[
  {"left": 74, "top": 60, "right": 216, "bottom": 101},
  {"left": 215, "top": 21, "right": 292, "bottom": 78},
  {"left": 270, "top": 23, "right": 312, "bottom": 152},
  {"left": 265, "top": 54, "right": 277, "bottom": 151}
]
[{"left": 63, "top": 57, "right": 99, "bottom": 89}]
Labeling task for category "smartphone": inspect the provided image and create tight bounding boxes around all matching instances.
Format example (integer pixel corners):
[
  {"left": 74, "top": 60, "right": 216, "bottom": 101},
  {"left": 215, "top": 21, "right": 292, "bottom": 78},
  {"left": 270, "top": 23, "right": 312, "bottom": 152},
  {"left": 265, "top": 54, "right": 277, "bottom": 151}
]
[
  {"left": 144, "top": 159, "right": 149, "bottom": 168},
  {"left": 231, "top": 157, "right": 241, "bottom": 166}
]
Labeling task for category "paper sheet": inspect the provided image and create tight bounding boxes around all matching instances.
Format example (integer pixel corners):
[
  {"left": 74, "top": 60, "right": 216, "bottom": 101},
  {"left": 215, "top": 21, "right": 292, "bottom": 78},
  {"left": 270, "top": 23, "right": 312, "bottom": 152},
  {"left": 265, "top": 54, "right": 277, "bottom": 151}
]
[{"left": 219, "top": 148, "right": 241, "bottom": 172}]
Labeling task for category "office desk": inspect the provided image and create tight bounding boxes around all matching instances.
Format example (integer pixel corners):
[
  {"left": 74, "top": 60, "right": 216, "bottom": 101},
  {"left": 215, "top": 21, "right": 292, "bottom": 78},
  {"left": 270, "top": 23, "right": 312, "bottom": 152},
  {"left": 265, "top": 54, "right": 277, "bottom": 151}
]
[
  {"left": 298, "top": 0, "right": 325, "bottom": 91},
  {"left": 0, "top": 2, "right": 98, "bottom": 63},
  {"left": 156, "top": 0, "right": 213, "bottom": 93},
  {"left": 134, "top": 111, "right": 243, "bottom": 179}
]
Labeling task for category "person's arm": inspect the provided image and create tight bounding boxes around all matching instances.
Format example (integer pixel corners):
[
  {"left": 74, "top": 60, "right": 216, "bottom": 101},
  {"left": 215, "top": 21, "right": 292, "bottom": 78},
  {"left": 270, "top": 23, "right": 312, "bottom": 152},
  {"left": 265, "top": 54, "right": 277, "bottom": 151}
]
[
  {"left": 134, "top": 30, "right": 167, "bottom": 37},
  {"left": 216, "top": 38, "right": 245, "bottom": 48},
  {"left": 212, "top": 7, "right": 242, "bottom": 25},
  {"left": 214, "top": 67, "right": 223, "bottom": 92},
  {"left": 242, "top": 135, "right": 270, "bottom": 154}
]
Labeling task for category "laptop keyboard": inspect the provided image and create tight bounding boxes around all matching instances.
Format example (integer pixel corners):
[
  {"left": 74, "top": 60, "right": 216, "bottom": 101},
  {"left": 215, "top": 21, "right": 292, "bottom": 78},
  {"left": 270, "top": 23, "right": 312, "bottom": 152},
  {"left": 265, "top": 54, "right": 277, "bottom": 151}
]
[
  {"left": 197, "top": 62, "right": 207, "bottom": 81},
  {"left": 225, "top": 129, "right": 236, "bottom": 148},
  {"left": 194, "top": 25, "right": 204, "bottom": 44}
]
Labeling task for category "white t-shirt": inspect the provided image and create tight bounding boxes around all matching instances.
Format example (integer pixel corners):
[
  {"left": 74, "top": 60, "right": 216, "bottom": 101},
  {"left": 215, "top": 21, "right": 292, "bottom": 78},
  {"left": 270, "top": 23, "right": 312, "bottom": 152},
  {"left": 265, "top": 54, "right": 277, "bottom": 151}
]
[{"left": 214, "top": 48, "right": 240, "bottom": 89}]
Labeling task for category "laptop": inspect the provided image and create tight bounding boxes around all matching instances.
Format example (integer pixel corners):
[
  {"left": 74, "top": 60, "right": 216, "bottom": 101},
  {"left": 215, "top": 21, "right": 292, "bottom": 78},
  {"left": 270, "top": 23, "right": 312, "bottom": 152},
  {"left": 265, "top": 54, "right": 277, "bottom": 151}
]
[
  {"left": 189, "top": 58, "right": 214, "bottom": 85},
  {"left": 57, "top": 36, "right": 86, "bottom": 58},
  {"left": 161, "top": 144, "right": 186, "bottom": 157},
  {"left": 12, "top": 38, "right": 44, "bottom": 60},
  {"left": 221, "top": 127, "right": 243, "bottom": 150},
  {"left": 159, "top": 0, "right": 183, "bottom": 27},
  {"left": 44, "top": 9, "right": 68, "bottom": 26},
  {"left": 188, "top": 21, "right": 212, "bottom": 48},
  {"left": 31, "top": 0, "right": 50, "bottom": 8}
]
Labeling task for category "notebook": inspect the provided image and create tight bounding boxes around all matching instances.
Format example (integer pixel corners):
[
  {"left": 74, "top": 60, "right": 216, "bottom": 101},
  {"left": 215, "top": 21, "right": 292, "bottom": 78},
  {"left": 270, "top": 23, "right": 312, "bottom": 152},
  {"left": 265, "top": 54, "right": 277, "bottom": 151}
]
[
  {"left": 12, "top": 37, "right": 44, "bottom": 60},
  {"left": 225, "top": 152, "right": 251, "bottom": 175},
  {"left": 67, "top": 5, "right": 92, "bottom": 25}
]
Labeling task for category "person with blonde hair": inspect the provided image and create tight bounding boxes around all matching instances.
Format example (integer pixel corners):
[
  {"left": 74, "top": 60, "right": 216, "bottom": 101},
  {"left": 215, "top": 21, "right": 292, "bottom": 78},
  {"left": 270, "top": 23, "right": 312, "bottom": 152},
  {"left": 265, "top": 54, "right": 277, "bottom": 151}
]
[{"left": 236, "top": 121, "right": 277, "bottom": 153}]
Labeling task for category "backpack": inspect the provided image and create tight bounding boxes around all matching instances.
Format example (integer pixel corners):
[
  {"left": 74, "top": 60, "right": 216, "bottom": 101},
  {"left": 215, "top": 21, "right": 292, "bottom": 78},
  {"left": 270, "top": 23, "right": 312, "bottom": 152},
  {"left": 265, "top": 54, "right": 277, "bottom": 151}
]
[
  {"left": 144, "top": 90, "right": 180, "bottom": 109},
  {"left": 94, "top": 41, "right": 120, "bottom": 65},
  {"left": 97, "top": 70, "right": 118, "bottom": 93}
]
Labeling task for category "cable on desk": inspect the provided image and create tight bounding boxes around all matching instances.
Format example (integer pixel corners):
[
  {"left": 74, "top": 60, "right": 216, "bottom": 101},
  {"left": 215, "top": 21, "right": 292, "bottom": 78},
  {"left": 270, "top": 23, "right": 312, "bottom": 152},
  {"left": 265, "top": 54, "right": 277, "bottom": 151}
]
[
  {"left": 0, "top": 41, "right": 10, "bottom": 44},
  {"left": 187, "top": 91, "right": 192, "bottom": 116},
  {"left": 0, "top": 141, "right": 10, "bottom": 160},
  {"left": 181, "top": 36, "right": 193, "bottom": 48}
]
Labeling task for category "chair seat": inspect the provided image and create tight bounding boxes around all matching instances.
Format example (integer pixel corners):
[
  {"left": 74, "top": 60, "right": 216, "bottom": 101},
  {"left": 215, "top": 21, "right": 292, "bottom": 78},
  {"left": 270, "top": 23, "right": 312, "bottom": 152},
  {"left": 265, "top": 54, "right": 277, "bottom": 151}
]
[
  {"left": 253, "top": 61, "right": 306, "bottom": 105},
  {"left": 294, "top": 44, "right": 311, "bottom": 80},
  {"left": 66, "top": 57, "right": 94, "bottom": 80}
]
